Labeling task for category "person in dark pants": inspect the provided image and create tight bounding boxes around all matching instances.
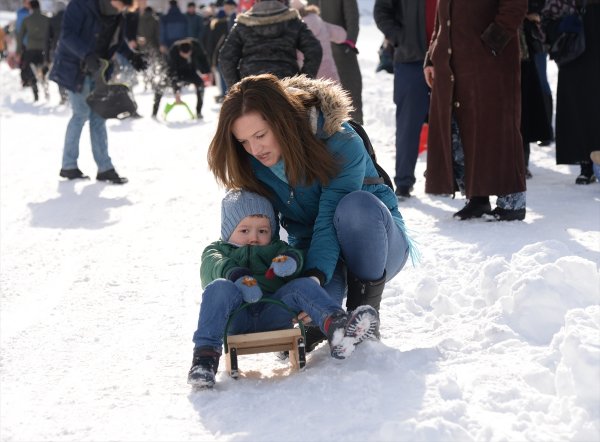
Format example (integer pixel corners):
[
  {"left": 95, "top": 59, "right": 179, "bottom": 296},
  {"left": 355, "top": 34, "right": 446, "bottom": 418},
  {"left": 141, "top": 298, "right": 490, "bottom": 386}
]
[
  {"left": 152, "top": 38, "right": 211, "bottom": 119},
  {"left": 17, "top": 0, "right": 50, "bottom": 101},
  {"left": 374, "top": 0, "right": 437, "bottom": 200}
]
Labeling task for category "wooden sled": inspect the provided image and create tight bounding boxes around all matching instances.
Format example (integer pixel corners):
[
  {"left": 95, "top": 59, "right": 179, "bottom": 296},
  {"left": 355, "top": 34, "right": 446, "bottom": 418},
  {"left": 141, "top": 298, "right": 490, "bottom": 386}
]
[{"left": 223, "top": 298, "right": 306, "bottom": 379}]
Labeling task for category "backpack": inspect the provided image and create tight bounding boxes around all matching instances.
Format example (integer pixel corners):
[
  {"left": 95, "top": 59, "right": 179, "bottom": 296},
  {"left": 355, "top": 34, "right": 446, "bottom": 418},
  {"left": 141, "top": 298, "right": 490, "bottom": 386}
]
[{"left": 347, "top": 120, "right": 395, "bottom": 191}]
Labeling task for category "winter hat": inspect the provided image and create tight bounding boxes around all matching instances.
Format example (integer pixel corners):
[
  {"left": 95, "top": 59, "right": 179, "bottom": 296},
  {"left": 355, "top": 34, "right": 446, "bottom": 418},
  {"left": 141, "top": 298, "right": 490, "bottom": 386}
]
[
  {"left": 289, "top": 0, "right": 306, "bottom": 9},
  {"left": 221, "top": 190, "right": 277, "bottom": 241}
]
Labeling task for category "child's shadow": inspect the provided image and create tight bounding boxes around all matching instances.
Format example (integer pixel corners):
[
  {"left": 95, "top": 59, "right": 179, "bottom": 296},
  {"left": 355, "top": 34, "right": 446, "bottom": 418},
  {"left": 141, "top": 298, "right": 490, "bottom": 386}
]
[{"left": 28, "top": 181, "right": 132, "bottom": 229}]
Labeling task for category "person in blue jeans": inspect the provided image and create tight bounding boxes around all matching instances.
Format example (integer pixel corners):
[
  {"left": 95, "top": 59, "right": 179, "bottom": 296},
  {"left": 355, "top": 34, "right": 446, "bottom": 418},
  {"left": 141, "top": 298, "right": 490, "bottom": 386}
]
[
  {"left": 189, "top": 190, "right": 380, "bottom": 389},
  {"left": 49, "top": 0, "right": 146, "bottom": 184},
  {"left": 207, "top": 74, "right": 416, "bottom": 353}
]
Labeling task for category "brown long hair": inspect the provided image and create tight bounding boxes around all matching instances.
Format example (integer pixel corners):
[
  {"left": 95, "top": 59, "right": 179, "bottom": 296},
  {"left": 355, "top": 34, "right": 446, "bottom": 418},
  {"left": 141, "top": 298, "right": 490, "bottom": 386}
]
[{"left": 207, "top": 74, "right": 339, "bottom": 196}]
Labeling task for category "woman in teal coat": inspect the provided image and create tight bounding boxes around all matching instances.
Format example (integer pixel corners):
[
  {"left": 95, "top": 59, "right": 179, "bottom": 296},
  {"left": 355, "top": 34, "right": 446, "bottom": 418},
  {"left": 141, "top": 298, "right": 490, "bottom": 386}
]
[{"left": 207, "top": 74, "right": 415, "bottom": 323}]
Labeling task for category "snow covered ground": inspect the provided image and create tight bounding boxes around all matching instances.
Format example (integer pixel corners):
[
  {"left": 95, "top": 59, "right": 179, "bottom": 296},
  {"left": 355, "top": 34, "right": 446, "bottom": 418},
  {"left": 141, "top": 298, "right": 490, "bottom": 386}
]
[{"left": 1, "top": 2, "right": 599, "bottom": 441}]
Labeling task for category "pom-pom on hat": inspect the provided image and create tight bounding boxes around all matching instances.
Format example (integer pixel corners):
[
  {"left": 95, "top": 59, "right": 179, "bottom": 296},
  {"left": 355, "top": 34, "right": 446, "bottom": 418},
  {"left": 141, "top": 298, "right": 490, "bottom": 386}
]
[
  {"left": 289, "top": 0, "right": 307, "bottom": 9},
  {"left": 221, "top": 190, "right": 277, "bottom": 241}
]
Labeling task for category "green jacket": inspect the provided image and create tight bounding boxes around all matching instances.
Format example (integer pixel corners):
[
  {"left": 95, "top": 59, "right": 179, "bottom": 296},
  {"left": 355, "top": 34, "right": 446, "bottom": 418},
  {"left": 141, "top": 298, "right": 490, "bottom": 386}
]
[
  {"left": 200, "top": 239, "right": 304, "bottom": 293},
  {"left": 18, "top": 9, "right": 51, "bottom": 54}
]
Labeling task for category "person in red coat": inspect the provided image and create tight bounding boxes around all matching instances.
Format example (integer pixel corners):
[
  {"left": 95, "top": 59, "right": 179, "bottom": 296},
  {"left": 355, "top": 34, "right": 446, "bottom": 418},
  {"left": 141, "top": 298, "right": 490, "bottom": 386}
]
[{"left": 424, "top": 0, "right": 528, "bottom": 221}]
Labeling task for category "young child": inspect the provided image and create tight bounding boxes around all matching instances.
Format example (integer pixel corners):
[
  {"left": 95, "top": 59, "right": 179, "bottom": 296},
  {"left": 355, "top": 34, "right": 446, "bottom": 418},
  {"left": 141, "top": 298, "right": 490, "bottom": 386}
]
[{"left": 188, "top": 190, "right": 380, "bottom": 388}]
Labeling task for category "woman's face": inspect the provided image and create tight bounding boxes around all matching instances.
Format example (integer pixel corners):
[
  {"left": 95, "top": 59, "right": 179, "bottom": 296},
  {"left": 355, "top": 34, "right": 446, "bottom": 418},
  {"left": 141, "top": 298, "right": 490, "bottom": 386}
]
[{"left": 232, "top": 111, "right": 282, "bottom": 167}]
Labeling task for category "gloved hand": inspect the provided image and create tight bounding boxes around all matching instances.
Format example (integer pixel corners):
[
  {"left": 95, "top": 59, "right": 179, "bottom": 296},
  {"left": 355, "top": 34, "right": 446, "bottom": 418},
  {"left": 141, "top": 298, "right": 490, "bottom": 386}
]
[
  {"left": 84, "top": 53, "right": 101, "bottom": 73},
  {"left": 130, "top": 51, "right": 148, "bottom": 71},
  {"left": 341, "top": 39, "right": 359, "bottom": 54},
  {"left": 235, "top": 276, "right": 263, "bottom": 303},
  {"left": 265, "top": 255, "right": 298, "bottom": 280}
]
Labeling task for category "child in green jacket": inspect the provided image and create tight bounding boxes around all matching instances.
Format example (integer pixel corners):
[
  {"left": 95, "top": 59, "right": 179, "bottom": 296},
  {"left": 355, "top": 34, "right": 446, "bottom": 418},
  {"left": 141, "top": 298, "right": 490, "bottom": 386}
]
[{"left": 189, "top": 189, "right": 379, "bottom": 388}]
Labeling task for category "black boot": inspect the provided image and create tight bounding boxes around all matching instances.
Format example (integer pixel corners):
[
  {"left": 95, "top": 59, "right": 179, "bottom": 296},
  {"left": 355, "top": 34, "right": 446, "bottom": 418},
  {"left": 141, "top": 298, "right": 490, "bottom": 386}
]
[
  {"left": 453, "top": 196, "right": 491, "bottom": 220},
  {"left": 576, "top": 161, "right": 597, "bottom": 185},
  {"left": 346, "top": 271, "right": 386, "bottom": 312},
  {"left": 188, "top": 346, "right": 220, "bottom": 388}
]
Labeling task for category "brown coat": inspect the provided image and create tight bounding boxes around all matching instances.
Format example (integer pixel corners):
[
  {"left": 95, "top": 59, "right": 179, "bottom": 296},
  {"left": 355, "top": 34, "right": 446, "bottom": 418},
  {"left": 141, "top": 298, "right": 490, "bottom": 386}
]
[{"left": 425, "top": 0, "right": 528, "bottom": 198}]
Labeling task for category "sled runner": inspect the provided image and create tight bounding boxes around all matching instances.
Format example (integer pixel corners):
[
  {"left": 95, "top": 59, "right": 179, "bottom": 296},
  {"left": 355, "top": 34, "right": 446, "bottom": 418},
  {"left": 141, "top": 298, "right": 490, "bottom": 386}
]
[{"left": 223, "top": 298, "right": 307, "bottom": 379}]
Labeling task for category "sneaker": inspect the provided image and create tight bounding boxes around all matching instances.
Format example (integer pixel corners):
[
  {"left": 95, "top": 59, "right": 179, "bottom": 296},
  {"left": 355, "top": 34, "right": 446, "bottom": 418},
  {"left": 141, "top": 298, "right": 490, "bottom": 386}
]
[
  {"left": 59, "top": 168, "right": 90, "bottom": 180},
  {"left": 453, "top": 197, "right": 491, "bottom": 220},
  {"left": 96, "top": 168, "right": 128, "bottom": 184},
  {"left": 188, "top": 347, "right": 220, "bottom": 388},
  {"left": 395, "top": 186, "right": 412, "bottom": 200},
  {"left": 485, "top": 207, "right": 526, "bottom": 221},
  {"left": 326, "top": 305, "right": 380, "bottom": 360}
]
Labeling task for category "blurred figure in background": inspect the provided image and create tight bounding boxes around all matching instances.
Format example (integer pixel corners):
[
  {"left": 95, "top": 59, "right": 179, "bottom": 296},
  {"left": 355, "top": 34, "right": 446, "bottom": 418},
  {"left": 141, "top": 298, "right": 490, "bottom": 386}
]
[
  {"left": 290, "top": 0, "right": 346, "bottom": 83},
  {"left": 307, "top": 0, "right": 363, "bottom": 124},
  {"left": 17, "top": 0, "right": 50, "bottom": 101},
  {"left": 218, "top": 0, "right": 322, "bottom": 89},
  {"left": 151, "top": 38, "right": 211, "bottom": 119},
  {"left": 544, "top": 0, "right": 600, "bottom": 184},
  {"left": 160, "top": 0, "right": 188, "bottom": 53}
]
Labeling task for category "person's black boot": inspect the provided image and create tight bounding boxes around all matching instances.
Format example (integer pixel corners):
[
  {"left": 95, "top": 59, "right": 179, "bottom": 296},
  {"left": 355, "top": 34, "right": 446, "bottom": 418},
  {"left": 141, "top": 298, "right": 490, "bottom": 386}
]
[
  {"left": 188, "top": 346, "right": 220, "bottom": 388},
  {"left": 453, "top": 196, "right": 491, "bottom": 220},
  {"left": 346, "top": 271, "right": 386, "bottom": 312},
  {"left": 59, "top": 168, "right": 90, "bottom": 180},
  {"left": 97, "top": 168, "right": 128, "bottom": 184},
  {"left": 575, "top": 161, "right": 597, "bottom": 185}
]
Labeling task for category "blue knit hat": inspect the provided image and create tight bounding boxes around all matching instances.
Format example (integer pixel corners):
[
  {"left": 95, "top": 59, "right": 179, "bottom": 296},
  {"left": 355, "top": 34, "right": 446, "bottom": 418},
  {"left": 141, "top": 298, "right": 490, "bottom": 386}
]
[{"left": 221, "top": 190, "right": 277, "bottom": 241}]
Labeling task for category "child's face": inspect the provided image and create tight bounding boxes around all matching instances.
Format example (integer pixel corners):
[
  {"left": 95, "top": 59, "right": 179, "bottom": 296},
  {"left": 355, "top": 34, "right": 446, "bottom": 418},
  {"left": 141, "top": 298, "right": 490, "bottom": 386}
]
[{"left": 229, "top": 215, "right": 272, "bottom": 246}]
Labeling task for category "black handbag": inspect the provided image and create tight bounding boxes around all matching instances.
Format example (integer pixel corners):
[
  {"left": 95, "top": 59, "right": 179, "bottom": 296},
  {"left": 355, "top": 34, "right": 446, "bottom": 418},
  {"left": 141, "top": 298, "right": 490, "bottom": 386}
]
[
  {"left": 86, "top": 59, "right": 138, "bottom": 119},
  {"left": 545, "top": 0, "right": 587, "bottom": 66}
]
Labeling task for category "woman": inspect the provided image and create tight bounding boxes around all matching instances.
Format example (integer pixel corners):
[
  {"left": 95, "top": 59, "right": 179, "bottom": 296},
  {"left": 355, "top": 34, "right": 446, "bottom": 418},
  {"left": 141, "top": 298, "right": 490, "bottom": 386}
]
[
  {"left": 207, "top": 74, "right": 414, "bottom": 341},
  {"left": 424, "top": 0, "right": 528, "bottom": 221}
]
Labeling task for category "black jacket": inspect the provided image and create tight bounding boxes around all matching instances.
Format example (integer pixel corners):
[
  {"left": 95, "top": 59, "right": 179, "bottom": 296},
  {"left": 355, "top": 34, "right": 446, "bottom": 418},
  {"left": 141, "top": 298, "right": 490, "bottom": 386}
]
[
  {"left": 374, "top": 0, "right": 428, "bottom": 63},
  {"left": 218, "top": 1, "right": 322, "bottom": 88}
]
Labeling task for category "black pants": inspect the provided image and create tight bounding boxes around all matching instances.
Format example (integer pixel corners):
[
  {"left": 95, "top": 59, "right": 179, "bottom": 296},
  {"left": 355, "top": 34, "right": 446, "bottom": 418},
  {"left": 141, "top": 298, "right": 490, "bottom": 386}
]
[
  {"left": 20, "top": 49, "right": 45, "bottom": 88},
  {"left": 152, "top": 72, "right": 204, "bottom": 117}
]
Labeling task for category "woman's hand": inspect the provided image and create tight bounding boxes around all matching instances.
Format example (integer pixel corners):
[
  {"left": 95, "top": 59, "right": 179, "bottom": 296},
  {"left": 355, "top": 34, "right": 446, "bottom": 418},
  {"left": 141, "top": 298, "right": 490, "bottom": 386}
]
[{"left": 424, "top": 66, "right": 435, "bottom": 88}]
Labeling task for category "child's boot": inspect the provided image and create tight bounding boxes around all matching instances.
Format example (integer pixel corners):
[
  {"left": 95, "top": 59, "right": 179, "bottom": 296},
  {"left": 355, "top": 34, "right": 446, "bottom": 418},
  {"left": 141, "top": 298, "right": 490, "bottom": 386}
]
[
  {"left": 188, "top": 346, "right": 220, "bottom": 388},
  {"left": 325, "top": 305, "right": 380, "bottom": 360}
]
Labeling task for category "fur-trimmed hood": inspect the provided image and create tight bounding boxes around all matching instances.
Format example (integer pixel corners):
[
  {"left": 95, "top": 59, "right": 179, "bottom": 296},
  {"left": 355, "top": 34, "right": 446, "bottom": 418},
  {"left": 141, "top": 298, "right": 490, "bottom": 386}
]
[
  {"left": 237, "top": 1, "right": 300, "bottom": 27},
  {"left": 280, "top": 75, "right": 354, "bottom": 137}
]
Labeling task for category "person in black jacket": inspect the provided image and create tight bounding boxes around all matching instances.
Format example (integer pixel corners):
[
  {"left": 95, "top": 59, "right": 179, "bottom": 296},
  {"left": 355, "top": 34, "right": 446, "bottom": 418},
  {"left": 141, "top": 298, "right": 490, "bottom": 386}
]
[
  {"left": 374, "top": 0, "right": 437, "bottom": 200},
  {"left": 218, "top": 0, "right": 322, "bottom": 89},
  {"left": 152, "top": 38, "right": 211, "bottom": 118}
]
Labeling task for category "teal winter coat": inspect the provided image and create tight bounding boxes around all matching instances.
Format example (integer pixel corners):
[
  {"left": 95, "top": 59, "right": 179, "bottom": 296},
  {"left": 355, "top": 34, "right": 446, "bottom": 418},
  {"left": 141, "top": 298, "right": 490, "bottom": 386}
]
[{"left": 250, "top": 76, "right": 403, "bottom": 285}]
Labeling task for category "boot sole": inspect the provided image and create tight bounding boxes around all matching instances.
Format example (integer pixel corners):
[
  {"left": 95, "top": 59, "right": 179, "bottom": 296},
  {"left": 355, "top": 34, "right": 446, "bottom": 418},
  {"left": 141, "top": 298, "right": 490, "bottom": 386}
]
[{"left": 331, "top": 306, "right": 380, "bottom": 359}]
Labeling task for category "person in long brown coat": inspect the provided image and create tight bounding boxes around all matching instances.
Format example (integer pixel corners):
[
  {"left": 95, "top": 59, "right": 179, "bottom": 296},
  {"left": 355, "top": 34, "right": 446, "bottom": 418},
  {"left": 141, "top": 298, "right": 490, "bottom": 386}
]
[{"left": 424, "top": 0, "right": 528, "bottom": 221}]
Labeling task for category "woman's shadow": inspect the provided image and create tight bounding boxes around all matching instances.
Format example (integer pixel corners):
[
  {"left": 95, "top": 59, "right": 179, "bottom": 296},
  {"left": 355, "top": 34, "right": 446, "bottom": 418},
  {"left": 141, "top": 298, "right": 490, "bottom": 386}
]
[{"left": 28, "top": 180, "right": 132, "bottom": 229}]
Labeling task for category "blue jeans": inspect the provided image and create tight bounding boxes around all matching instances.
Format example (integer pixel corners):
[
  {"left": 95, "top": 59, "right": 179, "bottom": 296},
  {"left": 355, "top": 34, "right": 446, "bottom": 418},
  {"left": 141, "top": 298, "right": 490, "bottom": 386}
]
[
  {"left": 192, "top": 277, "right": 343, "bottom": 352},
  {"left": 62, "top": 76, "right": 113, "bottom": 173},
  {"left": 324, "top": 191, "right": 411, "bottom": 306},
  {"left": 393, "top": 61, "right": 430, "bottom": 188}
]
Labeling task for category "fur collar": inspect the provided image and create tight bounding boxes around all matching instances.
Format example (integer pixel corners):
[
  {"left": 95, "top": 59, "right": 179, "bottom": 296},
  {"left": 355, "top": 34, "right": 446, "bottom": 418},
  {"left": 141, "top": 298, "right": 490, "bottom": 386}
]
[{"left": 280, "top": 75, "right": 354, "bottom": 137}]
